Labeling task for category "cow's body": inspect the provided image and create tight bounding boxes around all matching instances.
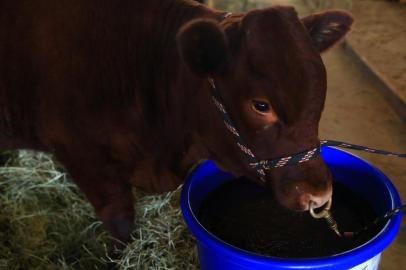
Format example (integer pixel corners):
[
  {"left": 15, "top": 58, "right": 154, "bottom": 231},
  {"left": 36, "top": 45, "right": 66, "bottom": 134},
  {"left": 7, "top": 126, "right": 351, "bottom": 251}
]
[
  {"left": 0, "top": 0, "right": 218, "bottom": 240},
  {"left": 1, "top": 0, "right": 213, "bottom": 187},
  {"left": 0, "top": 0, "right": 353, "bottom": 242}
]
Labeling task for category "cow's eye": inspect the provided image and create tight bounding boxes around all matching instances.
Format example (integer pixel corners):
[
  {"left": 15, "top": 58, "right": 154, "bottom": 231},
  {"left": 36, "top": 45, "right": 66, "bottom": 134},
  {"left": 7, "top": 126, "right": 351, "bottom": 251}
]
[{"left": 252, "top": 100, "right": 270, "bottom": 113}]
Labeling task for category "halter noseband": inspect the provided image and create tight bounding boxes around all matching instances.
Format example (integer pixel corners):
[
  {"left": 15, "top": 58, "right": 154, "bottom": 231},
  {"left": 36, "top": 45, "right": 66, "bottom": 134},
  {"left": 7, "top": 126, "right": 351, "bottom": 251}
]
[
  {"left": 208, "top": 78, "right": 321, "bottom": 182},
  {"left": 208, "top": 78, "right": 406, "bottom": 182}
]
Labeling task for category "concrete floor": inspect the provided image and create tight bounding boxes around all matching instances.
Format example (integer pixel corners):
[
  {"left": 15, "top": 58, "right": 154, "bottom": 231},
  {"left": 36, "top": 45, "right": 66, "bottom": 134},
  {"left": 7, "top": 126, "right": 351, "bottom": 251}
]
[
  {"left": 346, "top": 0, "right": 406, "bottom": 107},
  {"left": 321, "top": 46, "right": 406, "bottom": 270},
  {"left": 247, "top": 0, "right": 406, "bottom": 268}
]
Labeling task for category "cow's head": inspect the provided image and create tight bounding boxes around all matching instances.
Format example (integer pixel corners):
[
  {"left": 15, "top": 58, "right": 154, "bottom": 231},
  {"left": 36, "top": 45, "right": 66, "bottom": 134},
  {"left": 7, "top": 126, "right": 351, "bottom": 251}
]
[{"left": 177, "top": 6, "right": 353, "bottom": 211}]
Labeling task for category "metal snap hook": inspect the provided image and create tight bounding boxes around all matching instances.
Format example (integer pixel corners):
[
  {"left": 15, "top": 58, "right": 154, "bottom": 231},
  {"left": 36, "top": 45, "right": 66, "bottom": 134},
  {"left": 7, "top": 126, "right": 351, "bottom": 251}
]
[
  {"left": 309, "top": 198, "right": 332, "bottom": 219},
  {"left": 309, "top": 198, "right": 342, "bottom": 237}
]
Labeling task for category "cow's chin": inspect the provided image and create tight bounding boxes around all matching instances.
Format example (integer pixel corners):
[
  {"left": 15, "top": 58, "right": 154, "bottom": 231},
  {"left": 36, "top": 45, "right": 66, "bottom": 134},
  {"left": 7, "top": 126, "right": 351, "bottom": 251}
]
[
  {"left": 212, "top": 159, "right": 244, "bottom": 176},
  {"left": 211, "top": 160, "right": 267, "bottom": 186},
  {"left": 241, "top": 171, "right": 270, "bottom": 186}
]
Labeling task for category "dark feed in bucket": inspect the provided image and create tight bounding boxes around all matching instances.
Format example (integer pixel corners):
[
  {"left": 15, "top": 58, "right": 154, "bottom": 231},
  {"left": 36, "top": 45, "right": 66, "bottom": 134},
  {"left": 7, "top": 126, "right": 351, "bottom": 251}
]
[{"left": 197, "top": 177, "right": 383, "bottom": 258}]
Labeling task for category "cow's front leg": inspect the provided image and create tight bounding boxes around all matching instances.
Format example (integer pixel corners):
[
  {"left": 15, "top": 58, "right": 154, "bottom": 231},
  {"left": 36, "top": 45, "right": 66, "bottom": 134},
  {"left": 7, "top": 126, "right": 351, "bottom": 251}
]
[
  {"left": 85, "top": 179, "right": 135, "bottom": 245},
  {"left": 59, "top": 155, "right": 135, "bottom": 245}
]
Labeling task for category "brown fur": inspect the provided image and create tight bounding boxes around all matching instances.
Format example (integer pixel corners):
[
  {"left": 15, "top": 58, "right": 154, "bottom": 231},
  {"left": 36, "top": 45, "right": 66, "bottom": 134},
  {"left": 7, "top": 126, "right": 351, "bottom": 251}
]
[{"left": 0, "top": 0, "right": 353, "bottom": 242}]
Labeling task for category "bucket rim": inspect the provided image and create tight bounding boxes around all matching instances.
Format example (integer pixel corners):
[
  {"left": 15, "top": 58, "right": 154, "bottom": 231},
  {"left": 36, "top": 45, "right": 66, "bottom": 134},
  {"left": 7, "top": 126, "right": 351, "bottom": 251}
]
[{"left": 180, "top": 147, "right": 402, "bottom": 269}]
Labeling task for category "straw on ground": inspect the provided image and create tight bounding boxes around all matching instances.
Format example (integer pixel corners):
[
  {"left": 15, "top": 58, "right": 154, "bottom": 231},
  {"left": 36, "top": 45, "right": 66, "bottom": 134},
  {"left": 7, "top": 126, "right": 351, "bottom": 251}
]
[{"left": 0, "top": 150, "right": 198, "bottom": 270}]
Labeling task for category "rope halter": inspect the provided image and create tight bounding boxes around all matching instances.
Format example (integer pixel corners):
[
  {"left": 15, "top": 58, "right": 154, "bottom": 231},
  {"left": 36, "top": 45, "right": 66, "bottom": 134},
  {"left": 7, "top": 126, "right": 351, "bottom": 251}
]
[{"left": 208, "top": 77, "right": 406, "bottom": 182}]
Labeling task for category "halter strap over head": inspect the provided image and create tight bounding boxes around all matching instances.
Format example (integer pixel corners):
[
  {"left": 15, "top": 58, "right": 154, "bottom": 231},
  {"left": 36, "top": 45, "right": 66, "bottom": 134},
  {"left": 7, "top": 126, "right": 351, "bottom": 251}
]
[{"left": 208, "top": 78, "right": 406, "bottom": 182}]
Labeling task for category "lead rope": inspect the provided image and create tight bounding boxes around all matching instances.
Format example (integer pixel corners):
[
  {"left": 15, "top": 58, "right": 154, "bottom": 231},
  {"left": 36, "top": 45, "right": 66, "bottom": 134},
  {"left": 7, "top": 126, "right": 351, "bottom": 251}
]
[
  {"left": 312, "top": 141, "right": 405, "bottom": 237},
  {"left": 208, "top": 77, "right": 405, "bottom": 176},
  {"left": 347, "top": 204, "right": 406, "bottom": 238},
  {"left": 208, "top": 77, "right": 406, "bottom": 239},
  {"left": 310, "top": 198, "right": 406, "bottom": 239}
]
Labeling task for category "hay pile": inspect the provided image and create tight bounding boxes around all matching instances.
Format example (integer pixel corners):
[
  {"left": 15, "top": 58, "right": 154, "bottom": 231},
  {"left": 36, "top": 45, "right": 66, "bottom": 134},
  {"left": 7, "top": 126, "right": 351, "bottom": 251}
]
[{"left": 0, "top": 150, "right": 198, "bottom": 269}]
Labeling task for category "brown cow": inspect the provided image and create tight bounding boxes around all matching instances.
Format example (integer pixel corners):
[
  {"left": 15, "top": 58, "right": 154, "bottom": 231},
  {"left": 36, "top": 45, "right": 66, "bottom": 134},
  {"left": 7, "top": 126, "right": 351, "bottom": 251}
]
[{"left": 0, "top": 0, "right": 353, "bottom": 243}]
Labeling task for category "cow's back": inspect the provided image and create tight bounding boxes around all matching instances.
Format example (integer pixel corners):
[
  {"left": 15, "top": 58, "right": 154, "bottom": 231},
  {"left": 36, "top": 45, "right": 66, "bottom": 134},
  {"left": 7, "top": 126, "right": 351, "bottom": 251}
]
[
  {"left": 0, "top": 0, "right": 152, "bottom": 151},
  {"left": 0, "top": 0, "right": 46, "bottom": 148},
  {"left": 0, "top": 0, "right": 210, "bottom": 169}
]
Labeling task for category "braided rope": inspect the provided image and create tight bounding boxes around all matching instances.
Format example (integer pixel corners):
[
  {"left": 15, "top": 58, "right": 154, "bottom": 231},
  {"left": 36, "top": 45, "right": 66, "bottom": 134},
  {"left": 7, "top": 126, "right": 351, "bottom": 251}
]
[
  {"left": 208, "top": 78, "right": 405, "bottom": 181},
  {"left": 209, "top": 78, "right": 266, "bottom": 182},
  {"left": 320, "top": 140, "right": 406, "bottom": 158}
]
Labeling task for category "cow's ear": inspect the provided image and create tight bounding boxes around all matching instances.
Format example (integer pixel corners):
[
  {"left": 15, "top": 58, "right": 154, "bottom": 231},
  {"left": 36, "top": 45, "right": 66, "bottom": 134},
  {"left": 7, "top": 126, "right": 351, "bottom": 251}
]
[
  {"left": 177, "top": 19, "right": 227, "bottom": 76},
  {"left": 301, "top": 10, "right": 353, "bottom": 53}
]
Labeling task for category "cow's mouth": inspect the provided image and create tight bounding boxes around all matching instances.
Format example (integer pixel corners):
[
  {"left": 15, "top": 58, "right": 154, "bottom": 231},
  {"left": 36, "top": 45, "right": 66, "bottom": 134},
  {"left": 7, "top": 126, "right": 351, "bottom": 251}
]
[{"left": 271, "top": 180, "right": 333, "bottom": 212}]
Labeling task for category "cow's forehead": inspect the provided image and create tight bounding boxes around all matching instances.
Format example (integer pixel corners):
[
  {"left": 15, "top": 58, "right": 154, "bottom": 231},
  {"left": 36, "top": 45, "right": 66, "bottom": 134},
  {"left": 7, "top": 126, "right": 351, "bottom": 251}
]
[
  {"left": 241, "top": 6, "right": 324, "bottom": 80},
  {"left": 237, "top": 6, "right": 327, "bottom": 123}
]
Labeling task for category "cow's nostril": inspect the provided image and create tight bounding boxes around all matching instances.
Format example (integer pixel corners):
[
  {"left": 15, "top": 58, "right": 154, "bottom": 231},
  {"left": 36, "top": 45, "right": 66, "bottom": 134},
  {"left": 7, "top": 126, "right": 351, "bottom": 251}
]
[
  {"left": 299, "top": 191, "right": 332, "bottom": 211},
  {"left": 298, "top": 194, "right": 311, "bottom": 210}
]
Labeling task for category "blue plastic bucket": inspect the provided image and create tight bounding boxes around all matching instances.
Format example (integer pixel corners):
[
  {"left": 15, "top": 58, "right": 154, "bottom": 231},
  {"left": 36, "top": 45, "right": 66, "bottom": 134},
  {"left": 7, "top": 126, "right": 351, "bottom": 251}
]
[{"left": 181, "top": 147, "right": 402, "bottom": 270}]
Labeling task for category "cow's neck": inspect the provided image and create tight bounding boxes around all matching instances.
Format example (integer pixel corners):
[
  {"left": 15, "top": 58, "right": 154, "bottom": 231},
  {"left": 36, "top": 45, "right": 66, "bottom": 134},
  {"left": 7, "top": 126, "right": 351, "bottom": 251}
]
[{"left": 131, "top": 1, "right": 222, "bottom": 174}]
